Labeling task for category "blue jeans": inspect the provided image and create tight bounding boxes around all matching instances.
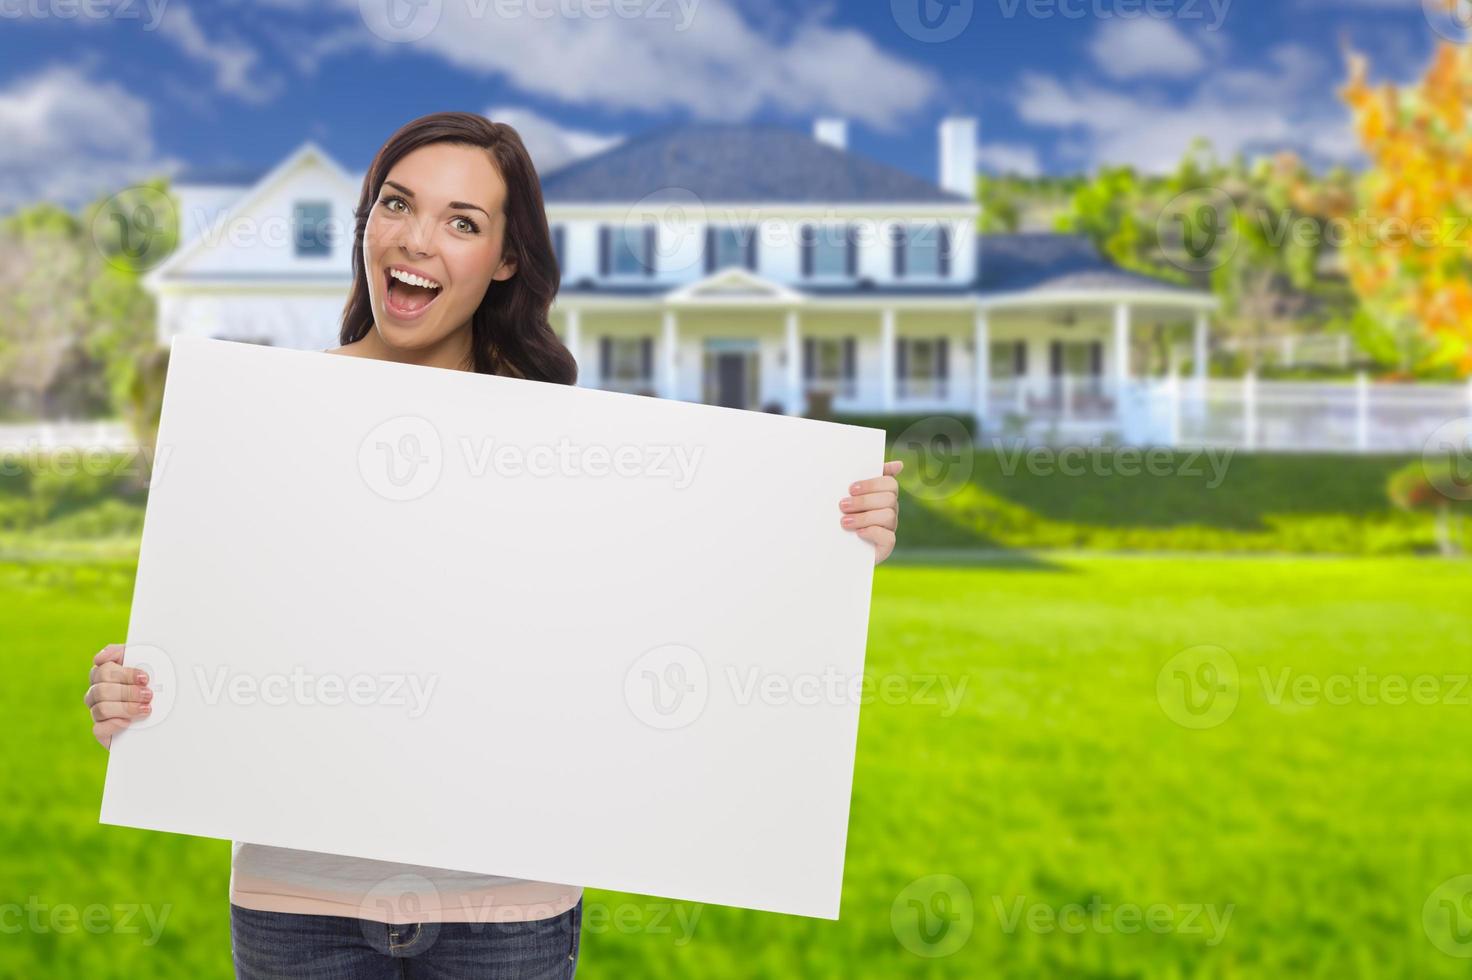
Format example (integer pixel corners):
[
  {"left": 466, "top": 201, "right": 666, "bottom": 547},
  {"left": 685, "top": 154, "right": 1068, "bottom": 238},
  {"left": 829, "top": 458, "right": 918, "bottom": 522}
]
[{"left": 230, "top": 899, "right": 581, "bottom": 979}]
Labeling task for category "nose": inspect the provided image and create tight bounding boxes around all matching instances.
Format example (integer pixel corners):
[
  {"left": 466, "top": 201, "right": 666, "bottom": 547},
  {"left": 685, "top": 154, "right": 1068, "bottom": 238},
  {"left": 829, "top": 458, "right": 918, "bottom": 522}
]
[{"left": 399, "top": 214, "right": 434, "bottom": 258}]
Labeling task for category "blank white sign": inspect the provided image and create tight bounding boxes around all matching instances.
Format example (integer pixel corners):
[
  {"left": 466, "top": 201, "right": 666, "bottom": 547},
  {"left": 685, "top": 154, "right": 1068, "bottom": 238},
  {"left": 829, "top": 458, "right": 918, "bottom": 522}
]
[{"left": 100, "top": 337, "right": 884, "bottom": 920}]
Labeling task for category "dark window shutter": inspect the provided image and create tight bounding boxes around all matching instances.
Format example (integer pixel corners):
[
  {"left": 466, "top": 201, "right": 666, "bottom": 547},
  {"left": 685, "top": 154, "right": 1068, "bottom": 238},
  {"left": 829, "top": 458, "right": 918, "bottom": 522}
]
[
  {"left": 892, "top": 225, "right": 906, "bottom": 278},
  {"left": 842, "top": 337, "right": 856, "bottom": 380},
  {"left": 643, "top": 225, "right": 656, "bottom": 276},
  {"left": 844, "top": 224, "right": 857, "bottom": 276},
  {"left": 803, "top": 338, "right": 815, "bottom": 380},
  {"left": 599, "top": 337, "right": 611, "bottom": 378},
  {"left": 896, "top": 338, "right": 908, "bottom": 380},
  {"left": 800, "top": 224, "right": 814, "bottom": 277},
  {"left": 640, "top": 338, "right": 653, "bottom": 381},
  {"left": 1050, "top": 341, "right": 1063, "bottom": 377},
  {"left": 1015, "top": 341, "right": 1028, "bottom": 376},
  {"left": 1090, "top": 341, "right": 1104, "bottom": 376},
  {"left": 704, "top": 226, "right": 716, "bottom": 274},
  {"left": 745, "top": 227, "right": 757, "bottom": 271},
  {"left": 938, "top": 224, "right": 951, "bottom": 277},
  {"left": 937, "top": 337, "right": 949, "bottom": 380},
  {"left": 598, "top": 226, "right": 610, "bottom": 276}
]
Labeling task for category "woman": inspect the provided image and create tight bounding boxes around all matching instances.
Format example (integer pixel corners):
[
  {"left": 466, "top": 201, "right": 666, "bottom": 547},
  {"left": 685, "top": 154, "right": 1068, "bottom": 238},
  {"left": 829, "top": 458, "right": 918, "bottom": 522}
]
[{"left": 82, "top": 112, "right": 903, "bottom": 978}]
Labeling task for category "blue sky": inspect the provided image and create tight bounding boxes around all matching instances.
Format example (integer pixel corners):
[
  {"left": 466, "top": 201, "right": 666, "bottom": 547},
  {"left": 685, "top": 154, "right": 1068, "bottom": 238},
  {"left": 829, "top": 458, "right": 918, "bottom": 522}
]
[{"left": 0, "top": 0, "right": 1455, "bottom": 212}]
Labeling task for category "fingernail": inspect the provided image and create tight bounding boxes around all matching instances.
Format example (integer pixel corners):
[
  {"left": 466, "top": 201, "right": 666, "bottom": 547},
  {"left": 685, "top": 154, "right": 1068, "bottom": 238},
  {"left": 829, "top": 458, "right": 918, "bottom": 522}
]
[
  {"left": 849, "top": 483, "right": 861, "bottom": 494},
  {"left": 137, "top": 672, "right": 149, "bottom": 685},
  {"left": 141, "top": 688, "right": 154, "bottom": 702},
  {"left": 839, "top": 497, "right": 852, "bottom": 510},
  {"left": 139, "top": 704, "right": 152, "bottom": 714},
  {"left": 841, "top": 516, "right": 855, "bottom": 527}
]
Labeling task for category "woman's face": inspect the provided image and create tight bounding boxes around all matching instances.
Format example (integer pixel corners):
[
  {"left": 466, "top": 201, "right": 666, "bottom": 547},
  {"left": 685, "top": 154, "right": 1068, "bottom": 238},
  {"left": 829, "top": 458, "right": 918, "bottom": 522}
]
[{"left": 363, "top": 142, "right": 517, "bottom": 355}]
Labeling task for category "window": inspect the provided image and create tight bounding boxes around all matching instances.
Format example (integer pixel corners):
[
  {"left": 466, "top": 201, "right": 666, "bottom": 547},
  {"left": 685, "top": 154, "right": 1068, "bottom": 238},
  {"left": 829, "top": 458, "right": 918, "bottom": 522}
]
[
  {"left": 801, "top": 224, "right": 854, "bottom": 278},
  {"left": 897, "top": 337, "right": 949, "bottom": 399},
  {"left": 989, "top": 340, "right": 1027, "bottom": 380},
  {"left": 706, "top": 225, "right": 756, "bottom": 272},
  {"left": 802, "top": 337, "right": 857, "bottom": 398},
  {"left": 1049, "top": 340, "right": 1103, "bottom": 377},
  {"left": 892, "top": 223, "right": 949, "bottom": 278},
  {"left": 293, "top": 200, "right": 332, "bottom": 258},
  {"left": 599, "top": 337, "right": 653, "bottom": 390},
  {"left": 600, "top": 225, "right": 655, "bottom": 277},
  {"left": 552, "top": 224, "right": 566, "bottom": 274}
]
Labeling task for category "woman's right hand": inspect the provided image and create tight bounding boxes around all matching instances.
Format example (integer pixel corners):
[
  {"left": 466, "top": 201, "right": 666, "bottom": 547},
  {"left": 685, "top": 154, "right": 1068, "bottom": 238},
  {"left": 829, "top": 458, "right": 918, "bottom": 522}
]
[{"left": 83, "top": 644, "right": 153, "bottom": 749}]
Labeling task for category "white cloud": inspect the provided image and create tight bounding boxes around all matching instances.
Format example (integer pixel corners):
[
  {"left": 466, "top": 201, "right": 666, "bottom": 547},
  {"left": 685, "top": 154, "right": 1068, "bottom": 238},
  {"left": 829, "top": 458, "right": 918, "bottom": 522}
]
[
  {"left": 1089, "top": 19, "right": 1207, "bottom": 80},
  {"left": 1018, "top": 42, "right": 1361, "bottom": 173},
  {"left": 325, "top": 0, "right": 937, "bottom": 128},
  {"left": 155, "top": 2, "right": 283, "bottom": 103},
  {"left": 0, "top": 65, "right": 181, "bottom": 213},
  {"left": 976, "top": 142, "right": 1042, "bottom": 177},
  {"left": 483, "top": 106, "right": 622, "bottom": 174}
]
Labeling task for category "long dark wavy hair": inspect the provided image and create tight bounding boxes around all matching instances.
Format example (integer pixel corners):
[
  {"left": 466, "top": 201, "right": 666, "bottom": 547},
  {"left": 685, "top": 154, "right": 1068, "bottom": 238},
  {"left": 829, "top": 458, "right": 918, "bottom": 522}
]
[{"left": 338, "top": 112, "right": 577, "bottom": 384}]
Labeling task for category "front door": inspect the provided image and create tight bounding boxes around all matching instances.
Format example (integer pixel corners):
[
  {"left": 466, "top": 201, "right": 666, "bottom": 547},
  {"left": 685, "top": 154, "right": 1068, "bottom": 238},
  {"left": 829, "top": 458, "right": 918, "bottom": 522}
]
[{"left": 714, "top": 352, "right": 747, "bottom": 409}]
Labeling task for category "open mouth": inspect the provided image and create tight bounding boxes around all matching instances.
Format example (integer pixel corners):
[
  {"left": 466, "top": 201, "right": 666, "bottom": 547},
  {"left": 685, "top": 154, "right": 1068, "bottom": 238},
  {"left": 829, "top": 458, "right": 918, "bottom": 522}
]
[{"left": 383, "top": 266, "right": 443, "bottom": 319}]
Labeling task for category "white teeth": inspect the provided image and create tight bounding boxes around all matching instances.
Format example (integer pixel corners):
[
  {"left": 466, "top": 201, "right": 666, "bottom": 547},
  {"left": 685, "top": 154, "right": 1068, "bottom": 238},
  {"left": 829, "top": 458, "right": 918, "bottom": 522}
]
[{"left": 389, "top": 268, "right": 441, "bottom": 290}]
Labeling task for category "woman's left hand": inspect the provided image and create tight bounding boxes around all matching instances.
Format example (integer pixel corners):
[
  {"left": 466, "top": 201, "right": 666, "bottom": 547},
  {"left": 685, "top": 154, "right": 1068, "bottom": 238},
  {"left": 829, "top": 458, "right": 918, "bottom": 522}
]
[{"left": 840, "top": 460, "right": 903, "bottom": 565}]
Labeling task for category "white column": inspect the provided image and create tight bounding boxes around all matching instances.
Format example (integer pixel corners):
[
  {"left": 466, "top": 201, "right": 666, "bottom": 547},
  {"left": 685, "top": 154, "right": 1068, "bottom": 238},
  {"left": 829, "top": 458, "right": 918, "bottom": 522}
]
[
  {"left": 973, "top": 309, "right": 990, "bottom": 428},
  {"left": 565, "top": 308, "right": 581, "bottom": 383},
  {"left": 1243, "top": 370, "right": 1257, "bottom": 451},
  {"left": 784, "top": 309, "right": 802, "bottom": 415},
  {"left": 879, "top": 308, "right": 896, "bottom": 412},
  {"left": 1113, "top": 303, "right": 1132, "bottom": 391},
  {"left": 1193, "top": 310, "right": 1209, "bottom": 391},
  {"left": 661, "top": 309, "right": 678, "bottom": 399}
]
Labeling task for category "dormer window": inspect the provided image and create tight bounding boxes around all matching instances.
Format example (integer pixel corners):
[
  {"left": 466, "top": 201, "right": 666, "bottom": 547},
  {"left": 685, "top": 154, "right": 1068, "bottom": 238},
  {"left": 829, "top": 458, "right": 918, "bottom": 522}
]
[
  {"left": 801, "top": 223, "right": 855, "bottom": 279},
  {"left": 892, "top": 223, "right": 951, "bottom": 279},
  {"left": 599, "top": 224, "right": 656, "bottom": 277},
  {"left": 705, "top": 225, "right": 757, "bottom": 273},
  {"left": 293, "top": 200, "right": 332, "bottom": 258}
]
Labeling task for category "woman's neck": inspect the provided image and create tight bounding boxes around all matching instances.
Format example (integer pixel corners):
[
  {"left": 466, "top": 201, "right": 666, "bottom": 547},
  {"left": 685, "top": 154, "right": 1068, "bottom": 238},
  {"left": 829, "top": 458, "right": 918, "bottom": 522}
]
[{"left": 347, "top": 325, "right": 474, "bottom": 372}]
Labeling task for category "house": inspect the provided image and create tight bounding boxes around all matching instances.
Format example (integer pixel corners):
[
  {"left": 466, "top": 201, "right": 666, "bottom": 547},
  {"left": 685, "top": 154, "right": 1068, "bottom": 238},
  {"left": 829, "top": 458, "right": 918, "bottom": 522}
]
[{"left": 144, "top": 118, "right": 1216, "bottom": 439}]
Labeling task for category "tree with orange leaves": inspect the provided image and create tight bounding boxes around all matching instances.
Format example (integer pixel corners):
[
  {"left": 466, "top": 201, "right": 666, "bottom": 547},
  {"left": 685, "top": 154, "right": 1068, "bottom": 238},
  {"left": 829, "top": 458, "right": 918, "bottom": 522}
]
[{"left": 1342, "top": 36, "right": 1472, "bottom": 375}]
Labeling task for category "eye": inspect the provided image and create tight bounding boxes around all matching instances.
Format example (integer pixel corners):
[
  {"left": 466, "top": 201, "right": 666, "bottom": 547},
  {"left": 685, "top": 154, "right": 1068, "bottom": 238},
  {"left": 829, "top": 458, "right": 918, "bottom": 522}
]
[
  {"left": 379, "top": 195, "right": 408, "bottom": 213},
  {"left": 452, "top": 215, "right": 480, "bottom": 234}
]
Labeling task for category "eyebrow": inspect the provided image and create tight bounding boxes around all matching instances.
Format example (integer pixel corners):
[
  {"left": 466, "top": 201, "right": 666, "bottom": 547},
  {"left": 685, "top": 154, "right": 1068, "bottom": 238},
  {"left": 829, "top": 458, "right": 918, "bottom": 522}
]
[{"left": 382, "top": 180, "right": 491, "bottom": 217}]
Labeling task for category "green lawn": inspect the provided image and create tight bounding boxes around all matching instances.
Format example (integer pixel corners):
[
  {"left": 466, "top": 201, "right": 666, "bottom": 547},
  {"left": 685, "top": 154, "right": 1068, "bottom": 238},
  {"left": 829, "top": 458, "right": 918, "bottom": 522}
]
[{"left": 7, "top": 554, "right": 1471, "bottom": 977}]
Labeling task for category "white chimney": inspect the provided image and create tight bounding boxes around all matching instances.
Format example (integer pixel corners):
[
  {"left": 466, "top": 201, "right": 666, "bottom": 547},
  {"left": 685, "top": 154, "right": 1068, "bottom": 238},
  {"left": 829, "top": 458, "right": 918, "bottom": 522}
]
[
  {"left": 938, "top": 117, "right": 978, "bottom": 199},
  {"left": 813, "top": 118, "right": 847, "bottom": 151}
]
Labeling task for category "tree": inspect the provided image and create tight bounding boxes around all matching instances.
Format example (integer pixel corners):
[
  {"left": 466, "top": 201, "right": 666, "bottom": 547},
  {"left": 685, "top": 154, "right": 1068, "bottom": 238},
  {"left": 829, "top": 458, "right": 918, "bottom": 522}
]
[{"left": 1342, "top": 39, "right": 1472, "bottom": 374}]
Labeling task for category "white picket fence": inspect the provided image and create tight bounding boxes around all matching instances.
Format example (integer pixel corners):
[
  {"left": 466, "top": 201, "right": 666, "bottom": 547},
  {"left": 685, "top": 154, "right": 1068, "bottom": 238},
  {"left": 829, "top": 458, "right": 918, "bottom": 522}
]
[
  {"left": 0, "top": 421, "right": 139, "bottom": 453},
  {"left": 1123, "top": 374, "right": 1472, "bottom": 452}
]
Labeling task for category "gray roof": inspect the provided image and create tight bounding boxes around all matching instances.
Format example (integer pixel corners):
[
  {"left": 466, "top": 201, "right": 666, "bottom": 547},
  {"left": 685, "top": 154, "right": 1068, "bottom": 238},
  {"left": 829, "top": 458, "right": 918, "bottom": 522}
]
[
  {"left": 541, "top": 123, "right": 968, "bottom": 204},
  {"left": 976, "top": 233, "right": 1196, "bottom": 295}
]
